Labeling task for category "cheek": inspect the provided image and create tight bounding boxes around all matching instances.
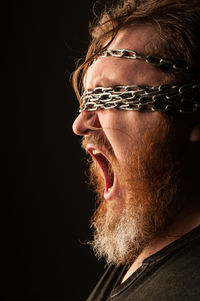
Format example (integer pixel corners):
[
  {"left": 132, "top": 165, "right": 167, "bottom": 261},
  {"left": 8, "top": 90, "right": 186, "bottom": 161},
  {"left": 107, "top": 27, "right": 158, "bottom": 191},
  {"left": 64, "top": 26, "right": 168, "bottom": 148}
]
[
  {"left": 98, "top": 110, "right": 162, "bottom": 161},
  {"left": 98, "top": 110, "right": 143, "bottom": 160}
]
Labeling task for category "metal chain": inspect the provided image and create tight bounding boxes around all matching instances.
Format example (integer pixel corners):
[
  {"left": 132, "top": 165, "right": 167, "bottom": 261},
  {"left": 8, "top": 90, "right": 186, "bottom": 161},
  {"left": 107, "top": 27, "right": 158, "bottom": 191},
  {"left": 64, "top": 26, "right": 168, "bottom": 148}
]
[
  {"left": 80, "top": 83, "right": 200, "bottom": 113},
  {"left": 99, "top": 49, "right": 193, "bottom": 72}
]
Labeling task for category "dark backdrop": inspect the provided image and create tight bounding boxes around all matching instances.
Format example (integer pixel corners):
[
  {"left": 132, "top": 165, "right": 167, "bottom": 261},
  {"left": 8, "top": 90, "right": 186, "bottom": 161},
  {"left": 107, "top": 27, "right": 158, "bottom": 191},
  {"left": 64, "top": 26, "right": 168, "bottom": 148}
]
[{"left": 4, "top": 1, "right": 106, "bottom": 300}]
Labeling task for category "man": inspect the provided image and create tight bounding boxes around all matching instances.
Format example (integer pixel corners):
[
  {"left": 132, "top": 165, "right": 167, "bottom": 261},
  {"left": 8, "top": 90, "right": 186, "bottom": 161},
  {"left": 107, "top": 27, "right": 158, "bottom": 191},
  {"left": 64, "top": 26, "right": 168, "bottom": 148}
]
[{"left": 72, "top": 0, "right": 200, "bottom": 300}]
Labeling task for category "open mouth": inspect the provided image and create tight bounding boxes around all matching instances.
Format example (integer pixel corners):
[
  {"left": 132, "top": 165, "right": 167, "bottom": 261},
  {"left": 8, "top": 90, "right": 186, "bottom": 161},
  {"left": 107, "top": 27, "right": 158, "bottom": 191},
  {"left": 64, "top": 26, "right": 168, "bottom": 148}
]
[{"left": 87, "top": 146, "right": 115, "bottom": 198}]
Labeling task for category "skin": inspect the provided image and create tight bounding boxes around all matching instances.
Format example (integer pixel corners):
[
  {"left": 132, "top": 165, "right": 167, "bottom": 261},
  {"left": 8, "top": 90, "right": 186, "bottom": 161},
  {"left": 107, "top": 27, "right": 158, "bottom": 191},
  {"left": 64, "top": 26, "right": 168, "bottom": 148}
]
[
  {"left": 73, "top": 25, "right": 168, "bottom": 201},
  {"left": 73, "top": 25, "right": 200, "bottom": 282}
]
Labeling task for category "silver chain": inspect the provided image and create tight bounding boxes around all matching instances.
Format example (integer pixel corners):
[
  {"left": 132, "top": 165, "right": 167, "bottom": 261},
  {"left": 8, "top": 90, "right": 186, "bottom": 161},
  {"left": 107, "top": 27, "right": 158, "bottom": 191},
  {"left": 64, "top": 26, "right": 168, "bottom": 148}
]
[
  {"left": 81, "top": 49, "right": 199, "bottom": 113},
  {"left": 99, "top": 49, "right": 193, "bottom": 72},
  {"left": 80, "top": 83, "right": 200, "bottom": 113}
]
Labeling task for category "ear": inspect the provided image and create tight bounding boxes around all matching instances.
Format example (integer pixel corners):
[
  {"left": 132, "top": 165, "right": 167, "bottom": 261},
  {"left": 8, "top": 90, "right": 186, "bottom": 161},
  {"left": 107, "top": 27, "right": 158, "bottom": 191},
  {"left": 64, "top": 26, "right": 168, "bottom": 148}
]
[{"left": 189, "top": 124, "right": 200, "bottom": 142}]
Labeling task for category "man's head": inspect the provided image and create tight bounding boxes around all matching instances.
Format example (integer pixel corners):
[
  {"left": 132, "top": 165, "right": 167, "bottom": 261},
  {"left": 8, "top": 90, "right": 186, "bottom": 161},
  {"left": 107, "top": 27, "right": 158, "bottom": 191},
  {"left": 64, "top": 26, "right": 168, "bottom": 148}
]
[
  {"left": 72, "top": 0, "right": 200, "bottom": 266},
  {"left": 73, "top": 0, "right": 200, "bottom": 96}
]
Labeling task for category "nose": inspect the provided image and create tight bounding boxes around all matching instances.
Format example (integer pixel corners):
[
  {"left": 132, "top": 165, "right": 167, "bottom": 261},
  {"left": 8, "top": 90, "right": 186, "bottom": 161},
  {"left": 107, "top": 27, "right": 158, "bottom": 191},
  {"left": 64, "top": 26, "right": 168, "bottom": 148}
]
[{"left": 72, "top": 111, "right": 101, "bottom": 136}]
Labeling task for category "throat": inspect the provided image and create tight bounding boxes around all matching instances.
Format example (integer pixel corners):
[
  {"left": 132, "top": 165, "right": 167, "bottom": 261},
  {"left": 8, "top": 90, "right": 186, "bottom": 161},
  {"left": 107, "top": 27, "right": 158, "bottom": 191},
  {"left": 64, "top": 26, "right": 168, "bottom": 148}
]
[
  {"left": 95, "top": 153, "right": 114, "bottom": 192},
  {"left": 121, "top": 259, "right": 143, "bottom": 283}
]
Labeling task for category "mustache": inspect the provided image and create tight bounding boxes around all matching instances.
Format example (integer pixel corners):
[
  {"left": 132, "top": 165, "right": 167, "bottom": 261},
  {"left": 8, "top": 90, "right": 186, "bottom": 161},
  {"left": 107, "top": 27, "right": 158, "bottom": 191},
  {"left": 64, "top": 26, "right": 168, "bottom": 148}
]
[{"left": 81, "top": 133, "right": 115, "bottom": 157}]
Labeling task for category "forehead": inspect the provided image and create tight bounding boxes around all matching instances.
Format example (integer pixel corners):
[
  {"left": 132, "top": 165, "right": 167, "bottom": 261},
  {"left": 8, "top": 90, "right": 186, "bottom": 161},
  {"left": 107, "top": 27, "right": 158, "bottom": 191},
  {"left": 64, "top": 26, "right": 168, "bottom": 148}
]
[
  {"left": 84, "top": 25, "right": 168, "bottom": 90},
  {"left": 107, "top": 25, "right": 157, "bottom": 51}
]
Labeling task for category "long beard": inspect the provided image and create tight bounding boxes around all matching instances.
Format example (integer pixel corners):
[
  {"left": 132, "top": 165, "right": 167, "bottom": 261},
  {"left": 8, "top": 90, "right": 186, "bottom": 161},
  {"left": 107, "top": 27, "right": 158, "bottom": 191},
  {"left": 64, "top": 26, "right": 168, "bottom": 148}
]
[{"left": 84, "top": 116, "right": 184, "bottom": 266}]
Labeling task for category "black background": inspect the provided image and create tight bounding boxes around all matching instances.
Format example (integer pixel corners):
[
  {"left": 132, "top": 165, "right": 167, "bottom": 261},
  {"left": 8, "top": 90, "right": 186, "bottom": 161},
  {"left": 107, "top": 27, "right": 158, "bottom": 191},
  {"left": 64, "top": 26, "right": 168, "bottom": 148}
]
[{"left": 4, "top": 1, "right": 107, "bottom": 300}]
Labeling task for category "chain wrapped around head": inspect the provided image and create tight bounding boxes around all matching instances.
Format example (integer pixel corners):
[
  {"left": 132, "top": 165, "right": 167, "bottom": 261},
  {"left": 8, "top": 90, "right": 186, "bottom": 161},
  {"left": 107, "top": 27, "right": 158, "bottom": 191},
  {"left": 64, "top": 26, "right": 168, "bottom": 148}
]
[
  {"left": 98, "top": 49, "right": 196, "bottom": 73},
  {"left": 80, "top": 49, "right": 200, "bottom": 114},
  {"left": 80, "top": 83, "right": 200, "bottom": 113}
]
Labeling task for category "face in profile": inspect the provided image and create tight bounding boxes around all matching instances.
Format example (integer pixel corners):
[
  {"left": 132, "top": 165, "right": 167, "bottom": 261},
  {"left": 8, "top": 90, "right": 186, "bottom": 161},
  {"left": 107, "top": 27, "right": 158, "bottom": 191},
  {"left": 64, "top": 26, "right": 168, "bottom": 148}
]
[{"left": 73, "top": 25, "right": 194, "bottom": 265}]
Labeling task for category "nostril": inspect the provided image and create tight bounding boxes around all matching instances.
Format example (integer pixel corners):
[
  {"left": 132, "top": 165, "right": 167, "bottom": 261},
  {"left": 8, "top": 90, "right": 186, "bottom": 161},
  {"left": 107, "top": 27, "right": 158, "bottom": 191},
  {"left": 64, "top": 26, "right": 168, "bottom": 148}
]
[{"left": 72, "top": 111, "right": 102, "bottom": 136}]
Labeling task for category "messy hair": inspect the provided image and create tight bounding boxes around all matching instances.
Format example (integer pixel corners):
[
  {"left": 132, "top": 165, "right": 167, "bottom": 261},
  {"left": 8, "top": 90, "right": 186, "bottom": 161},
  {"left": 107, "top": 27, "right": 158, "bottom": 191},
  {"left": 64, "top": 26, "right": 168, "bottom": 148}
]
[{"left": 72, "top": 0, "right": 200, "bottom": 101}]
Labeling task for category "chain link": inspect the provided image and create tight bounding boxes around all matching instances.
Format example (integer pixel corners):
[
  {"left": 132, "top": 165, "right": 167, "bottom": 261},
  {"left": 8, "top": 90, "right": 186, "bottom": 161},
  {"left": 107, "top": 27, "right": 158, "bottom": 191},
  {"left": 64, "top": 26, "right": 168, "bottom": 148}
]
[
  {"left": 99, "top": 49, "right": 193, "bottom": 72},
  {"left": 80, "top": 83, "right": 200, "bottom": 113},
  {"left": 82, "top": 49, "right": 199, "bottom": 113}
]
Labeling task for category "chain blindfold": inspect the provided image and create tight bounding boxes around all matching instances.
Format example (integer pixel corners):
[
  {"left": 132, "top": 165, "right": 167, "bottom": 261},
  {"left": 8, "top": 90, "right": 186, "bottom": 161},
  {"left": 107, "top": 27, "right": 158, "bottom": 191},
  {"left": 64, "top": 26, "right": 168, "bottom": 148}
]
[{"left": 80, "top": 49, "right": 200, "bottom": 114}]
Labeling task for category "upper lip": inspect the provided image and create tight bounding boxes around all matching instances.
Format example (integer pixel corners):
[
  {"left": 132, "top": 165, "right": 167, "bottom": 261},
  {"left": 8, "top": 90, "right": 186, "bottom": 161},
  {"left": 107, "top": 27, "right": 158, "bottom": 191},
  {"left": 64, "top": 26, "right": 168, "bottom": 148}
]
[{"left": 86, "top": 144, "right": 114, "bottom": 193}]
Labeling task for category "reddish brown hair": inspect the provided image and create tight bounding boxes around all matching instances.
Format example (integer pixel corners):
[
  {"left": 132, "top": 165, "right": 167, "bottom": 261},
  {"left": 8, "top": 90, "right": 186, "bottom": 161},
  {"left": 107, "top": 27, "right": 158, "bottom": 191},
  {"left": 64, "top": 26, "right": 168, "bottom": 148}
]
[{"left": 72, "top": 0, "right": 200, "bottom": 100}]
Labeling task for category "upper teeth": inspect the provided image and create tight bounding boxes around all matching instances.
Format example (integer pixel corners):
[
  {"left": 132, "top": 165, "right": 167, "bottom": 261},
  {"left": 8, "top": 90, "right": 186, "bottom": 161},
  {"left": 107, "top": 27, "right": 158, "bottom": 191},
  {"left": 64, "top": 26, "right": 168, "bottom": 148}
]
[{"left": 92, "top": 149, "right": 101, "bottom": 155}]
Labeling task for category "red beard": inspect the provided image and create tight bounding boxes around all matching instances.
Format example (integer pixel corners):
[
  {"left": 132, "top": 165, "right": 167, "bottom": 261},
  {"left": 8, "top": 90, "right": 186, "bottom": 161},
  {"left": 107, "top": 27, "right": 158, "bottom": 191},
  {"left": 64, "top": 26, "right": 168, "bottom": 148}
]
[{"left": 82, "top": 115, "right": 185, "bottom": 265}]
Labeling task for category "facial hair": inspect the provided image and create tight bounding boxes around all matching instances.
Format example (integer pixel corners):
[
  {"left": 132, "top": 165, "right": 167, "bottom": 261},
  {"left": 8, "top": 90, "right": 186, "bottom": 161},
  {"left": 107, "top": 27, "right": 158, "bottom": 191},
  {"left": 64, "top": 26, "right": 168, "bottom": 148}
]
[{"left": 82, "top": 116, "right": 184, "bottom": 266}]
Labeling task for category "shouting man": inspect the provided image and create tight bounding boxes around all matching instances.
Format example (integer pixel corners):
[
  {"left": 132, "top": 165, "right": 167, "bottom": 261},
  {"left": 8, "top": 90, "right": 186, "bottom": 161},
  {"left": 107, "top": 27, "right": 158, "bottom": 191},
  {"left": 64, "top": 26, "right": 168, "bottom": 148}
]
[{"left": 72, "top": 0, "right": 200, "bottom": 300}]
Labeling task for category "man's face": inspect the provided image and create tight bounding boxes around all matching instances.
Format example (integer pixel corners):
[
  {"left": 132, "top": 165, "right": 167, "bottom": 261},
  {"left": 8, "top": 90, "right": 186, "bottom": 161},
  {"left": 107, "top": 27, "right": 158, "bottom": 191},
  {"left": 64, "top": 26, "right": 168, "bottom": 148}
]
[
  {"left": 73, "top": 25, "right": 185, "bottom": 265},
  {"left": 74, "top": 25, "right": 169, "bottom": 201}
]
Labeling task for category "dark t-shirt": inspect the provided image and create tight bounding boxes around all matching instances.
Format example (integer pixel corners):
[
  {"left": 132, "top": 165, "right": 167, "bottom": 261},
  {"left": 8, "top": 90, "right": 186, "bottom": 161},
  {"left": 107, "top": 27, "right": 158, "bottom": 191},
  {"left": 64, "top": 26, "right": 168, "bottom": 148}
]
[{"left": 87, "top": 226, "right": 200, "bottom": 301}]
